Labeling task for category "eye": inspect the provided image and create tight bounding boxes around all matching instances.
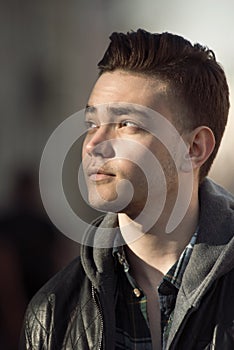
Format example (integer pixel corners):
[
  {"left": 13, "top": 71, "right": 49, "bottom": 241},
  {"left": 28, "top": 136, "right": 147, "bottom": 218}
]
[
  {"left": 120, "top": 120, "right": 139, "bottom": 128},
  {"left": 85, "top": 120, "right": 98, "bottom": 131}
]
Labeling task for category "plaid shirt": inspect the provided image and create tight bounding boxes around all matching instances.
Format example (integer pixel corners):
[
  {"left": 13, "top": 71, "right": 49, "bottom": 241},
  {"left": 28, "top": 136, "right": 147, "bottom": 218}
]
[{"left": 113, "top": 230, "right": 198, "bottom": 349}]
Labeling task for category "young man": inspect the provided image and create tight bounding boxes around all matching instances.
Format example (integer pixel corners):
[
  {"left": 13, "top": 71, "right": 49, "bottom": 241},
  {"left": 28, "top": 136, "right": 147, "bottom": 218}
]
[{"left": 20, "top": 30, "right": 234, "bottom": 349}]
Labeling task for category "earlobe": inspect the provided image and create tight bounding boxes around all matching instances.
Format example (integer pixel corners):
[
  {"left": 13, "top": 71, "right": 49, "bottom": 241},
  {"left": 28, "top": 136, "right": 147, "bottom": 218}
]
[{"left": 188, "top": 126, "right": 216, "bottom": 169}]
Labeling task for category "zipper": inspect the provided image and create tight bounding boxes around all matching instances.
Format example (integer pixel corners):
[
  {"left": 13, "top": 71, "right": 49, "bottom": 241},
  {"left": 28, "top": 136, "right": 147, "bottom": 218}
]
[{"left": 92, "top": 285, "right": 104, "bottom": 350}]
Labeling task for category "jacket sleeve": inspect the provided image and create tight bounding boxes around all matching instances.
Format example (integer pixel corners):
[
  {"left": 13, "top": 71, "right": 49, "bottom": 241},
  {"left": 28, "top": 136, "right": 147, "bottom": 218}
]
[
  {"left": 19, "top": 314, "right": 31, "bottom": 350},
  {"left": 19, "top": 292, "right": 56, "bottom": 350}
]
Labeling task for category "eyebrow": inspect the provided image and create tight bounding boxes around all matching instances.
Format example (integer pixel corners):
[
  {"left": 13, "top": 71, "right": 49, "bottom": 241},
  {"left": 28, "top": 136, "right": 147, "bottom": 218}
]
[
  {"left": 85, "top": 104, "right": 149, "bottom": 119},
  {"left": 85, "top": 105, "right": 97, "bottom": 114}
]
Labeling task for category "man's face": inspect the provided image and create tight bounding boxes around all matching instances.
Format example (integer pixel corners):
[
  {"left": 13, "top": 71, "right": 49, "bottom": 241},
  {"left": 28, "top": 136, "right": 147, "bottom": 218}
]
[{"left": 82, "top": 71, "right": 181, "bottom": 218}]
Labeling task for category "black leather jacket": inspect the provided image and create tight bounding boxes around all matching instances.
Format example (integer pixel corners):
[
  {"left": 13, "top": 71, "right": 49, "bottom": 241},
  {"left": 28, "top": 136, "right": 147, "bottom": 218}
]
[{"left": 20, "top": 179, "right": 234, "bottom": 349}]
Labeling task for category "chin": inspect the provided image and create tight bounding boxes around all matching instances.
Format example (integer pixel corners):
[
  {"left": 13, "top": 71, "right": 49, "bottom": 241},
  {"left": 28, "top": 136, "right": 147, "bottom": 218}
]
[
  {"left": 89, "top": 202, "right": 119, "bottom": 214},
  {"left": 88, "top": 193, "right": 135, "bottom": 214},
  {"left": 88, "top": 194, "right": 116, "bottom": 213}
]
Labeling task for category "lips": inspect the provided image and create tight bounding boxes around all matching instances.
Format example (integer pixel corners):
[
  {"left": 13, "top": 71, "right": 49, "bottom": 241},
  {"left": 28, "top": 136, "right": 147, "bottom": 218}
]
[{"left": 86, "top": 166, "right": 115, "bottom": 181}]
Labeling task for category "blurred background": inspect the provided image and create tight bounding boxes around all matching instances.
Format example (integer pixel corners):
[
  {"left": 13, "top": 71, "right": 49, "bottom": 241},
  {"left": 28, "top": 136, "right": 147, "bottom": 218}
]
[{"left": 1, "top": 0, "right": 234, "bottom": 348}]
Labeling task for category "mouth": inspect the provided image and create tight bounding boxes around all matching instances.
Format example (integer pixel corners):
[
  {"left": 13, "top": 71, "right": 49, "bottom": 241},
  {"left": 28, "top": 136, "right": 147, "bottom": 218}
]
[{"left": 87, "top": 167, "right": 116, "bottom": 182}]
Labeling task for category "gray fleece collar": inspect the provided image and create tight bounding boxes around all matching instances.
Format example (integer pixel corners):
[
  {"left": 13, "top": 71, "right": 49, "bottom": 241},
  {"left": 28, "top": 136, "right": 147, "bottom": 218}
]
[{"left": 166, "top": 178, "right": 234, "bottom": 348}]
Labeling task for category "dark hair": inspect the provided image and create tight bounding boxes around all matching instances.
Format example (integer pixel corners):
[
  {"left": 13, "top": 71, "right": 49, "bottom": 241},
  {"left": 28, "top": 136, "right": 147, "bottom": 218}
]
[{"left": 98, "top": 29, "right": 230, "bottom": 181}]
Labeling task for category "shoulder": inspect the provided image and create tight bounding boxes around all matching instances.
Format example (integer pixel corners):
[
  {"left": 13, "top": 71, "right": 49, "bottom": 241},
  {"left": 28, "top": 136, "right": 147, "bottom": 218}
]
[
  {"left": 28, "top": 255, "right": 85, "bottom": 311},
  {"left": 20, "top": 256, "right": 87, "bottom": 348},
  {"left": 199, "top": 178, "right": 234, "bottom": 242},
  {"left": 199, "top": 178, "right": 234, "bottom": 208}
]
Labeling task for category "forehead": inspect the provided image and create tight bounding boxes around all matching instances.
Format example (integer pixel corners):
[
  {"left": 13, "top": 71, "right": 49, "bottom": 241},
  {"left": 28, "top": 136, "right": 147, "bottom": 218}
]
[{"left": 88, "top": 70, "right": 170, "bottom": 115}]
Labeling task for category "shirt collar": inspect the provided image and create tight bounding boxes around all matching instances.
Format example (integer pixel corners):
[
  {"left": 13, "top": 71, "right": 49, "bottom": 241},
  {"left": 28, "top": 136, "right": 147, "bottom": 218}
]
[{"left": 113, "top": 228, "right": 199, "bottom": 293}]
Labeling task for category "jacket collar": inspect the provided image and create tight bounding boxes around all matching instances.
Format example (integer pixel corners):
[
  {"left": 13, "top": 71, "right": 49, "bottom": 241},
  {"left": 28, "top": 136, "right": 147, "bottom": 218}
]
[
  {"left": 167, "top": 178, "right": 234, "bottom": 348},
  {"left": 183, "top": 178, "right": 234, "bottom": 297},
  {"left": 80, "top": 213, "right": 119, "bottom": 291}
]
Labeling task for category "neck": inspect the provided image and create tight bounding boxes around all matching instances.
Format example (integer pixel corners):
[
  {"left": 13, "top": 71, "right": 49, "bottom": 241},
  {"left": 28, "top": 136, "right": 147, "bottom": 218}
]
[{"left": 118, "top": 189, "right": 199, "bottom": 282}]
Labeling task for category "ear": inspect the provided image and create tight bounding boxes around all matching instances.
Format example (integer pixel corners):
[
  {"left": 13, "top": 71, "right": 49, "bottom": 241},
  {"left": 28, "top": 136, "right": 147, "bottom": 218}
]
[{"left": 187, "top": 126, "right": 215, "bottom": 170}]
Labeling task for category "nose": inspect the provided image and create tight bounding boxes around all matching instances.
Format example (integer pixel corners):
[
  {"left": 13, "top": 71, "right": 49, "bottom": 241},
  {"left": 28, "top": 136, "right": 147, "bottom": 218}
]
[{"left": 84, "top": 125, "right": 115, "bottom": 158}]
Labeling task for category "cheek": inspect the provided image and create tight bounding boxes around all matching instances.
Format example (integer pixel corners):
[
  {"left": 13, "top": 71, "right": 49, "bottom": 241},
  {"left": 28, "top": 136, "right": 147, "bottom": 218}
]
[
  {"left": 116, "top": 159, "right": 148, "bottom": 189},
  {"left": 81, "top": 138, "right": 91, "bottom": 167},
  {"left": 115, "top": 158, "right": 137, "bottom": 175},
  {"left": 82, "top": 137, "right": 88, "bottom": 157},
  {"left": 82, "top": 146, "right": 86, "bottom": 162}
]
